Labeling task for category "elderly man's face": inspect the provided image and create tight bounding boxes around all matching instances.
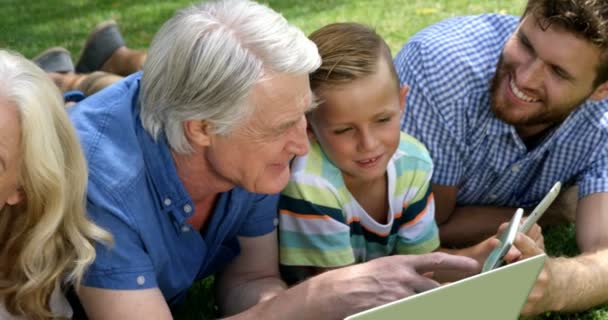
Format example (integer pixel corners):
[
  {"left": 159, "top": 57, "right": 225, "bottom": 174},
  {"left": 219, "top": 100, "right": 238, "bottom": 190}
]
[
  {"left": 204, "top": 72, "right": 313, "bottom": 194},
  {"left": 0, "top": 99, "right": 23, "bottom": 210}
]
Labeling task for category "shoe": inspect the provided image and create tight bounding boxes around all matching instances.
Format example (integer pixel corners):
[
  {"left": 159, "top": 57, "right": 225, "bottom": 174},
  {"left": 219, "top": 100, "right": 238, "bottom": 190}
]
[
  {"left": 75, "top": 20, "right": 125, "bottom": 73},
  {"left": 32, "top": 47, "right": 74, "bottom": 73}
]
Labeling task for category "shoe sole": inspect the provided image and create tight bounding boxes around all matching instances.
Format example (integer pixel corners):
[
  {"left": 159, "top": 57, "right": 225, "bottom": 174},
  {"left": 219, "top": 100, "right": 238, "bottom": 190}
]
[{"left": 75, "top": 20, "right": 125, "bottom": 73}]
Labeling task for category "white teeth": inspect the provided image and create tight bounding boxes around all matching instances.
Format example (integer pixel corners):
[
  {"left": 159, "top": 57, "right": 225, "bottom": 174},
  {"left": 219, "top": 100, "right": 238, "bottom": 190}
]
[
  {"left": 510, "top": 78, "right": 539, "bottom": 103},
  {"left": 359, "top": 157, "right": 378, "bottom": 164}
]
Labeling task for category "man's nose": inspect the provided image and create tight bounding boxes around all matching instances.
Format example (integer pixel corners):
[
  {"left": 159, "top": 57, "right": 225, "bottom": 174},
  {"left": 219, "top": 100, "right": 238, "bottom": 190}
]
[
  {"left": 517, "top": 58, "right": 544, "bottom": 91},
  {"left": 288, "top": 116, "right": 310, "bottom": 156}
]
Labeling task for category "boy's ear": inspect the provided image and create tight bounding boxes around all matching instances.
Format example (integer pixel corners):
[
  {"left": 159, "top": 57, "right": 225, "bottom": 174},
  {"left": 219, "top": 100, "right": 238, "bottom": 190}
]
[
  {"left": 184, "top": 119, "right": 213, "bottom": 147},
  {"left": 306, "top": 122, "right": 317, "bottom": 141},
  {"left": 305, "top": 114, "right": 317, "bottom": 141},
  {"left": 590, "top": 81, "right": 608, "bottom": 101},
  {"left": 399, "top": 85, "right": 410, "bottom": 113}
]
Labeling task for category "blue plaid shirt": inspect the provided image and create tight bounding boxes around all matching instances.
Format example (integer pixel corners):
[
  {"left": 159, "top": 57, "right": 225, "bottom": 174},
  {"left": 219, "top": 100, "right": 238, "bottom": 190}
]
[{"left": 395, "top": 14, "right": 608, "bottom": 208}]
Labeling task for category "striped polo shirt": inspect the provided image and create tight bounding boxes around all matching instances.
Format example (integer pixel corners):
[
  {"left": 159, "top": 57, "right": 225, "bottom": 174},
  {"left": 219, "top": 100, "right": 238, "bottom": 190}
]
[{"left": 279, "top": 132, "right": 440, "bottom": 268}]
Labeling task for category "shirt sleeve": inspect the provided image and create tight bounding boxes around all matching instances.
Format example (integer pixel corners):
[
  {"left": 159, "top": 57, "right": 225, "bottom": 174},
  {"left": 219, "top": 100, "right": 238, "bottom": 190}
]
[
  {"left": 577, "top": 145, "right": 608, "bottom": 197},
  {"left": 82, "top": 202, "right": 158, "bottom": 290},
  {"left": 237, "top": 193, "right": 280, "bottom": 237},
  {"left": 395, "top": 41, "right": 466, "bottom": 186},
  {"left": 278, "top": 176, "right": 354, "bottom": 268}
]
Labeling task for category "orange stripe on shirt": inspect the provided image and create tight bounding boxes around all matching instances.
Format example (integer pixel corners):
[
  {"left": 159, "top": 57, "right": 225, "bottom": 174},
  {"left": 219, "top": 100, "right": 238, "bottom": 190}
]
[
  {"left": 400, "top": 193, "right": 434, "bottom": 228},
  {"left": 346, "top": 216, "right": 390, "bottom": 237},
  {"left": 362, "top": 224, "right": 390, "bottom": 237},
  {"left": 279, "top": 209, "right": 331, "bottom": 220},
  {"left": 345, "top": 216, "right": 361, "bottom": 224}
]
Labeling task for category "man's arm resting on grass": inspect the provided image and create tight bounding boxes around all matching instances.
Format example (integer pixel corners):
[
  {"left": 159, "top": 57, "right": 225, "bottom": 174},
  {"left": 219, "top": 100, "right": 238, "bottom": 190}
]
[
  {"left": 518, "top": 193, "right": 608, "bottom": 315},
  {"left": 78, "top": 287, "right": 173, "bottom": 320},
  {"left": 546, "top": 250, "right": 608, "bottom": 313},
  {"left": 433, "top": 184, "right": 517, "bottom": 247},
  {"left": 575, "top": 192, "right": 608, "bottom": 252},
  {"left": 517, "top": 239, "right": 608, "bottom": 314},
  {"left": 216, "top": 231, "right": 288, "bottom": 316},
  {"left": 217, "top": 227, "right": 478, "bottom": 320},
  {"left": 221, "top": 252, "right": 478, "bottom": 320}
]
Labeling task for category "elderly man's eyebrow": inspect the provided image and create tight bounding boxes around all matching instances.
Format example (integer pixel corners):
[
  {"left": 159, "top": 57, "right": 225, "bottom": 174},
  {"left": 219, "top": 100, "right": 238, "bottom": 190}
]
[{"left": 276, "top": 118, "right": 300, "bottom": 133}]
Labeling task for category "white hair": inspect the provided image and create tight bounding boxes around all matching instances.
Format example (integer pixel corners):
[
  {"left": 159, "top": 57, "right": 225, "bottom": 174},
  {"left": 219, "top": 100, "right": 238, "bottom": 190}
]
[{"left": 140, "top": 0, "right": 321, "bottom": 153}]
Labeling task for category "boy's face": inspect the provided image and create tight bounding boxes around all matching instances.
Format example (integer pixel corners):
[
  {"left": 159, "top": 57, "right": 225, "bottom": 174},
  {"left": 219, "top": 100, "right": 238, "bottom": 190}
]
[
  {"left": 309, "top": 58, "right": 405, "bottom": 185},
  {"left": 491, "top": 13, "right": 608, "bottom": 138}
]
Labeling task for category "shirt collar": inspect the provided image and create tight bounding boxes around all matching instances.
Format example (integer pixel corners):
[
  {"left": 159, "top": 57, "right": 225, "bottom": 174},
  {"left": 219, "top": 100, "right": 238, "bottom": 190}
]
[
  {"left": 485, "top": 114, "right": 512, "bottom": 136},
  {"left": 134, "top": 100, "right": 194, "bottom": 224}
]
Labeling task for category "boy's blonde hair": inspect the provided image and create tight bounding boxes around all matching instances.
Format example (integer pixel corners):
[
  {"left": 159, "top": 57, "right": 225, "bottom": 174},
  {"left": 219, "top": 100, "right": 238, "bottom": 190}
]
[
  {"left": 0, "top": 50, "right": 111, "bottom": 319},
  {"left": 308, "top": 22, "right": 399, "bottom": 92}
]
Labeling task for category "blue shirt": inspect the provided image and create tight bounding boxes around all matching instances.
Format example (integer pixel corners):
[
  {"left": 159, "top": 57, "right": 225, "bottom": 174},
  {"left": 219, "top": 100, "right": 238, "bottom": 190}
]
[
  {"left": 68, "top": 72, "right": 278, "bottom": 306},
  {"left": 395, "top": 14, "right": 608, "bottom": 208}
]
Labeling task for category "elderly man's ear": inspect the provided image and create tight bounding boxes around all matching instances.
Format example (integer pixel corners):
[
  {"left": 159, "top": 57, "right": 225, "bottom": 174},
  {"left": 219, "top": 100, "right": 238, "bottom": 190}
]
[
  {"left": 184, "top": 120, "right": 213, "bottom": 147},
  {"left": 304, "top": 113, "right": 317, "bottom": 142}
]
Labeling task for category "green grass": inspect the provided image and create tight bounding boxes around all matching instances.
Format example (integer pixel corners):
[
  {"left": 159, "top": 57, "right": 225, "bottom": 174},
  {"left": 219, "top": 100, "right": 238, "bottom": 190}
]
[
  {"left": 3, "top": 0, "right": 605, "bottom": 319},
  {"left": 2, "top": 0, "right": 524, "bottom": 58}
]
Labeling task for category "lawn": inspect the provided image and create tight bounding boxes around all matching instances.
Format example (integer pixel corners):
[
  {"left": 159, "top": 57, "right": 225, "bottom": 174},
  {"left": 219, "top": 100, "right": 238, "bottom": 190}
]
[{"left": 2, "top": 0, "right": 605, "bottom": 319}]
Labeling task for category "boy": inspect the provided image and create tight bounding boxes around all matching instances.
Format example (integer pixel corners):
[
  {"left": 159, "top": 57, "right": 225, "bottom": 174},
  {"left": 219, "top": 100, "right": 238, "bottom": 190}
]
[{"left": 279, "top": 23, "right": 504, "bottom": 282}]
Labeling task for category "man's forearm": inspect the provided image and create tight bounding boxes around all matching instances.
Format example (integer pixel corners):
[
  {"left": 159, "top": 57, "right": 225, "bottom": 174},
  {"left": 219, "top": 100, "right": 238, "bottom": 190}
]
[
  {"left": 549, "top": 250, "right": 608, "bottom": 312},
  {"left": 222, "top": 272, "right": 346, "bottom": 320},
  {"left": 439, "top": 206, "right": 516, "bottom": 248},
  {"left": 218, "top": 276, "right": 287, "bottom": 317}
]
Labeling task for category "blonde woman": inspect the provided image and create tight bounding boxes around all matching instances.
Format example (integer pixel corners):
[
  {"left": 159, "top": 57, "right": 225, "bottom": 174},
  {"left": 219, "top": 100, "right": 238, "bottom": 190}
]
[{"left": 0, "top": 49, "right": 111, "bottom": 319}]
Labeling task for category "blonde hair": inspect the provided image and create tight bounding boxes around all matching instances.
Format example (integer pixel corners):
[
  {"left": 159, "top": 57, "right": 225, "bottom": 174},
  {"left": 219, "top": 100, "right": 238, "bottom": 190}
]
[{"left": 0, "top": 50, "right": 112, "bottom": 319}]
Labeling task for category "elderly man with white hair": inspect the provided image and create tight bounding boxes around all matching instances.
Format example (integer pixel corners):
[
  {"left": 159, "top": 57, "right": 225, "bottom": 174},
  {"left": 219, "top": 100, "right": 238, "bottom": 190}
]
[{"left": 69, "top": 1, "right": 478, "bottom": 319}]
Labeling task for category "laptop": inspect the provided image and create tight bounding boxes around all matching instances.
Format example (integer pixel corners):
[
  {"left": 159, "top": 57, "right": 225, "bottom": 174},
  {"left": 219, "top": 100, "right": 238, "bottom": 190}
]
[{"left": 345, "top": 254, "right": 546, "bottom": 320}]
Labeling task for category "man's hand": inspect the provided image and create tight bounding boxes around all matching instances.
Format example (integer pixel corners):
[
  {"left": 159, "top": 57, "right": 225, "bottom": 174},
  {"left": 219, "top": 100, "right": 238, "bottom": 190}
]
[
  {"left": 468, "top": 235, "right": 521, "bottom": 267},
  {"left": 316, "top": 252, "right": 478, "bottom": 317},
  {"left": 513, "top": 234, "right": 559, "bottom": 316},
  {"left": 222, "top": 252, "right": 478, "bottom": 320},
  {"left": 519, "top": 218, "right": 545, "bottom": 251}
]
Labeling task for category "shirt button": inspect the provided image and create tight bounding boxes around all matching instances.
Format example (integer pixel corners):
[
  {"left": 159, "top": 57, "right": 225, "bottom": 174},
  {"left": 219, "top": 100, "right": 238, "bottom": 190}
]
[
  {"left": 488, "top": 194, "right": 497, "bottom": 200},
  {"left": 181, "top": 225, "right": 190, "bottom": 233},
  {"left": 136, "top": 275, "right": 146, "bottom": 286},
  {"left": 511, "top": 165, "right": 521, "bottom": 173},
  {"left": 183, "top": 204, "right": 193, "bottom": 213},
  {"left": 163, "top": 198, "right": 172, "bottom": 206},
  {"left": 273, "top": 218, "right": 279, "bottom": 227}
]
